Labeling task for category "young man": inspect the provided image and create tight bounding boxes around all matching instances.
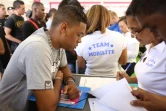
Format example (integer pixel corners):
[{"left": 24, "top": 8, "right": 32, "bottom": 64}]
[
  {"left": 0, "top": 4, "right": 11, "bottom": 77},
  {"left": 22, "top": 2, "right": 45, "bottom": 40},
  {"left": 7, "top": 7, "right": 14, "bottom": 17},
  {"left": 127, "top": 0, "right": 166, "bottom": 110},
  {"left": 46, "top": 8, "right": 56, "bottom": 29},
  {"left": 0, "top": 5, "right": 87, "bottom": 111},
  {"left": 4, "top": 0, "right": 25, "bottom": 52},
  {"left": 108, "top": 11, "right": 122, "bottom": 33}
]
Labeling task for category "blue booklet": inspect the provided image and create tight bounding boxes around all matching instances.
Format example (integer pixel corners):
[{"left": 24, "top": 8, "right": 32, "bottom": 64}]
[
  {"left": 58, "top": 86, "right": 91, "bottom": 109},
  {"left": 28, "top": 86, "right": 91, "bottom": 110}
]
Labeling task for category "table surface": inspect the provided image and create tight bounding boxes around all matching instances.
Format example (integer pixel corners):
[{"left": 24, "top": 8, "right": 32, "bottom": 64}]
[{"left": 28, "top": 74, "right": 116, "bottom": 111}]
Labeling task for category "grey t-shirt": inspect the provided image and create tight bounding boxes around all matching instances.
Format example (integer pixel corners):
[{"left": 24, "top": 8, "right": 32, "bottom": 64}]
[{"left": 0, "top": 28, "right": 67, "bottom": 111}]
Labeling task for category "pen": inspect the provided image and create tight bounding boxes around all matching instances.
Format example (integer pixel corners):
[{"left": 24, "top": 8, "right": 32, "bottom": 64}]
[{"left": 125, "top": 63, "right": 132, "bottom": 72}]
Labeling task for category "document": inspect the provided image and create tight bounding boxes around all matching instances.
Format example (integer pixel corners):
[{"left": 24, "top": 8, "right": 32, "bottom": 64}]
[
  {"left": 98, "top": 79, "right": 145, "bottom": 111},
  {"left": 79, "top": 77, "right": 116, "bottom": 90},
  {"left": 88, "top": 98, "right": 95, "bottom": 111},
  {"left": 88, "top": 98, "right": 117, "bottom": 111}
]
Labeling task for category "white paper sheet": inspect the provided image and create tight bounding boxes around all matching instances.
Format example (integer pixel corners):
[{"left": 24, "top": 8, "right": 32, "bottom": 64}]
[
  {"left": 88, "top": 98, "right": 95, "bottom": 111},
  {"left": 79, "top": 77, "right": 116, "bottom": 90},
  {"left": 88, "top": 98, "right": 117, "bottom": 111},
  {"left": 89, "top": 78, "right": 129, "bottom": 99},
  {"left": 98, "top": 79, "right": 145, "bottom": 111}
]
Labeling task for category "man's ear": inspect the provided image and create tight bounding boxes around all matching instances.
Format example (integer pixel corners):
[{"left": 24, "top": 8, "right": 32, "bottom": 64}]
[
  {"left": 60, "top": 22, "right": 69, "bottom": 34},
  {"left": 34, "top": 8, "right": 37, "bottom": 13}
]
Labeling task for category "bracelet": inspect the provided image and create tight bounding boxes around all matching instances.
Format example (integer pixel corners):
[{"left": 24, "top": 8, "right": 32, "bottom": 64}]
[
  {"left": 66, "top": 79, "right": 76, "bottom": 85},
  {"left": 64, "top": 76, "right": 75, "bottom": 85},
  {"left": 55, "top": 77, "right": 62, "bottom": 83}
]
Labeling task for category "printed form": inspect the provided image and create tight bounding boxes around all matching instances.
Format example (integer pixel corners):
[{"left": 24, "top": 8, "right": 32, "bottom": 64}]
[{"left": 79, "top": 77, "right": 116, "bottom": 90}]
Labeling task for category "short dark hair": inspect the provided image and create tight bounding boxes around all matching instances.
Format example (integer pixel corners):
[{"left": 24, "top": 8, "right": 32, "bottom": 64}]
[
  {"left": 48, "top": 8, "right": 56, "bottom": 18},
  {"left": 125, "top": 5, "right": 133, "bottom": 16},
  {"left": 51, "top": 5, "right": 87, "bottom": 27},
  {"left": 129, "top": 0, "right": 166, "bottom": 16},
  {"left": 13, "top": 0, "right": 24, "bottom": 9},
  {"left": 26, "top": 10, "right": 32, "bottom": 18},
  {"left": 58, "top": 0, "right": 84, "bottom": 11},
  {"left": 32, "top": 1, "right": 43, "bottom": 9},
  {"left": 0, "top": 4, "right": 4, "bottom": 8}
]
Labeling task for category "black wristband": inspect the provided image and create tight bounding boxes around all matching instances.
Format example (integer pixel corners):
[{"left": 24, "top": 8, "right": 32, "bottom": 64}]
[{"left": 63, "top": 76, "right": 75, "bottom": 85}]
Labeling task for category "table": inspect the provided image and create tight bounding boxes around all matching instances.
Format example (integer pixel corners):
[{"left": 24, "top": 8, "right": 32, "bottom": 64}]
[{"left": 28, "top": 74, "right": 115, "bottom": 111}]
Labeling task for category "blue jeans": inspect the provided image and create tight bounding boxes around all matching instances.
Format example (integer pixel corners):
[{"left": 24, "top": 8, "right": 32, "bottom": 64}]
[{"left": 68, "top": 63, "right": 76, "bottom": 73}]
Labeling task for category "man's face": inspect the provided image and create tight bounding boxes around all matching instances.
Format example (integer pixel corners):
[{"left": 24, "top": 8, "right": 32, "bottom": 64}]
[
  {"left": 0, "top": 6, "right": 6, "bottom": 17},
  {"left": 60, "top": 22, "right": 86, "bottom": 50},
  {"left": 136, "top": 13, "right": 166, "bottom": 41},
  {"left": 16, "top": 5, "right": 25, "bottom": 15},
  {"left": 36, "top": 4, "right": 45, "bottom": 19},
  {"left": 7, "top": 9, "right": 14, "bottom": 15},
  {"left": 111, "top": 16, "right": 118, "bottom": 24},
  {"left": 126, "top": 16, "right": 155, "bottom": 45}
]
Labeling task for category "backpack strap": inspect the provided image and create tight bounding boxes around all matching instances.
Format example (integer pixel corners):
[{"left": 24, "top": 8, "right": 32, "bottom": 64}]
[{"left": 28, "top": 19, "right": 39, "bottom": 29}]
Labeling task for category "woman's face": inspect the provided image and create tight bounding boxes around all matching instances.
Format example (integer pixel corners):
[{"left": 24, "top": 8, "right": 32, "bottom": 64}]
[{"left": 126, "top": 16, "right": 155, "bottom": 45}]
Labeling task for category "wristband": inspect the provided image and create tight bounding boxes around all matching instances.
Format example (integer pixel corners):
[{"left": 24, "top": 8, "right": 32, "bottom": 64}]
[
  {"left": 55, "top": 77, "right": 62, "bottom": 83},
  {"left": 66, "top": 79, "right": 76, "bottom": 85},
  {"left": 64, "top": 76, "right": 75, "bottom": 85}
]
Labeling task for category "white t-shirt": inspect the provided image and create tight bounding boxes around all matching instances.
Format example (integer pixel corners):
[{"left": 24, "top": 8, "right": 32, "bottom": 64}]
[
  {"left": 76, "top": 29, "right": 126, "bottom": 76},
  {"left": 135, "top": 41, "right": 166, "bottom": 96},
  {"left": 123, "top": 32, "right": 139, "bottom": 63},
  {"left": 46, "top": 19, "right": 52, "bottom": 29}
]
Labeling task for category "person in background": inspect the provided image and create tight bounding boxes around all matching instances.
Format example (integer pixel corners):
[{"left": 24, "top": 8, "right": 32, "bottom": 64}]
[
  {"left": 4, "top": 0, "right": 25, "bottom": 53},
  {"left": 22, "top": 2, "right": 45, "bottom": 40},
  {"left": 0, "top": 4, "right": 5, "bottom": 78},
  {"left": 58, "top": 0, "right": 84, "bottom": 73},
  {"left": 7, "top": 7, "right": 14, "bottom": 17},
  {"left": 76, "top": 5, "right": 127, "bottom": 76},
  {"left": 25, "top": 9, "right": 32, "bottom": 20},
  {"left": 0, "top": 36, "right": 5, "bottom": 79},
  {"left": 108, "top": 11, "right": 122, "bottom": 33},
  {"left": 125, "top": 0, "right": 166, "bottom": 110},
  {"left": 118, "top": 16, "right": 139, "bottom": 76},
  {"left": 39, "top": 12, "right": 47, "bottom": 28},
  {"left": 0, "top": 5, "right": 86, "bottom": 111},
  {"left": 0, "top": 4, "right": 11, "bottom": 78},
  {"left": 46, "top": 8, "right": 56, "bottom": 29}
]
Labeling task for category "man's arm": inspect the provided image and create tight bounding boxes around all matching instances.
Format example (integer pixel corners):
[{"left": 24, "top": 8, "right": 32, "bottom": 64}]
[
  {"left": 33, "top": 71, "right": 63, "bottom": 111},
  {"left": 4, "top": 27, "right": 21, "bottom": 43},
  {"left": 0, "top": 38, "right": 5, "bottom": 54},
  {"left": 131, "top": 89, "right": 166, "bottom": 111},
  {"left": 77, "top": 56, "right": 86, "bottom": 69},
  {"left": 59, "top": 65, "right": 80, "bottom": 99}
]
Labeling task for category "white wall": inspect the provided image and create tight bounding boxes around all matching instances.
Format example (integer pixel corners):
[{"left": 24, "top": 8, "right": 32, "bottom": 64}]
[{"left": 0, "top": 0, "right": 132, "bottom": 16}]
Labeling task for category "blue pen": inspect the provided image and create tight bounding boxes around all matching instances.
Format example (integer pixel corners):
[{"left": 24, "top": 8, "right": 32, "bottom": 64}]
[{"left": 125, "top": 63, "right": 132, "bottom": 72}]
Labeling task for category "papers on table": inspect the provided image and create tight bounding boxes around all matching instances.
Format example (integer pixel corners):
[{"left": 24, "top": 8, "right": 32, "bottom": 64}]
[
  {"left": 88, "top": 78, "right": 145, "bottom": 111},
  {"left": 88, "top": 98, "right": 117, "bottom": 111},
  {"left": 79, "top": 77, "right": 116, "bottom": 90}
]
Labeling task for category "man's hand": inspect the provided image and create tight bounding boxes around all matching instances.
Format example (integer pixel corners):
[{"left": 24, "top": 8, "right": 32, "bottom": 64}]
[
  {"left": 63, "top": 85, "right": 80, "bottom": 100},
  {"left": 131, "top": 90, "right": 166, "bottom": 111}
]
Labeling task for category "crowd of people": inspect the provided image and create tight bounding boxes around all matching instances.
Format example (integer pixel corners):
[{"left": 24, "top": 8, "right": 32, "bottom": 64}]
[{"left": 0, "top": 0, "right": 166, "bottom": 111}]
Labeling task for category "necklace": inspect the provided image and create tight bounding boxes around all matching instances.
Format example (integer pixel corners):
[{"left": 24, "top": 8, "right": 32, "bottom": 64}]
[{"left": 45, "top": 31, "right": 61, "bottom": 79}]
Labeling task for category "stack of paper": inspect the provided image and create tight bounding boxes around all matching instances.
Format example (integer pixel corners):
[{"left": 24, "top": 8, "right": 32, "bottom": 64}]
[
  {"left": 89, "top": 98, "right": 117, "bottom": 111},
  {"left": 79, "top": 77, "right": 116, "bottom": 90},
  {"left": 88, "top": 79, "right": 145, "bottom": 111}
]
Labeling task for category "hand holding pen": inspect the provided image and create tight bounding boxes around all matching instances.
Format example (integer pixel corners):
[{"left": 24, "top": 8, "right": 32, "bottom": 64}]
[{"left": 116, "top": 71, "right": 132, "bottom": 83}]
